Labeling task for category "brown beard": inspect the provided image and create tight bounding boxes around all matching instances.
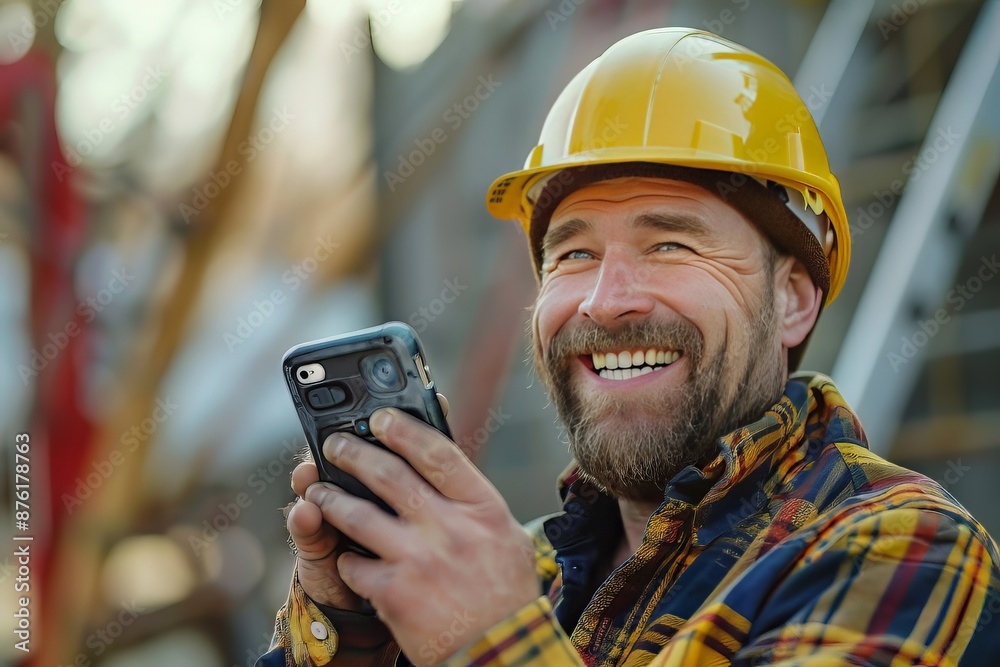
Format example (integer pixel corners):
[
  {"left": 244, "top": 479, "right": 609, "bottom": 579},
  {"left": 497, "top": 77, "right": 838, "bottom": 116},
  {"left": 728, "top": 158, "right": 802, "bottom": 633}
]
[{"left": 533, "top": 281, "right": 785, "bottom": 503}]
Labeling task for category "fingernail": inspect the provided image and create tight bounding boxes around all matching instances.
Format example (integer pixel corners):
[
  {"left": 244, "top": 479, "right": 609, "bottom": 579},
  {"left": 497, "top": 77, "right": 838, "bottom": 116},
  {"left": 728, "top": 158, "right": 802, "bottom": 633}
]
[
  {"left": 370, "top": 409, "right": 391, "bottom": 432},
  {"left": 305, "top": 484, "right": 329, "bottom": 504},
  {"left": 324, "top": 434, "right": 346, "bottom": 460}
]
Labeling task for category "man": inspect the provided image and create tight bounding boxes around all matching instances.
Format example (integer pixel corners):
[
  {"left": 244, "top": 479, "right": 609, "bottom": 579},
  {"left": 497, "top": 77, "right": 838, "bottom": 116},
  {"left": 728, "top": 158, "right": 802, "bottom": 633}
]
[{"left": 258, "top": 28, "right": 1000, "bottom": 666}]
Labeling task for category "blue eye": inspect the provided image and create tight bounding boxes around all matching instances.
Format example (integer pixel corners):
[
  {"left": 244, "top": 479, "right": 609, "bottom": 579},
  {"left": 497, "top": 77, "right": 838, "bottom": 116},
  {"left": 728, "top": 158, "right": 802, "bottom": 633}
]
[{"left": 562, "top": 250, "right": 594, "bottom": 260}]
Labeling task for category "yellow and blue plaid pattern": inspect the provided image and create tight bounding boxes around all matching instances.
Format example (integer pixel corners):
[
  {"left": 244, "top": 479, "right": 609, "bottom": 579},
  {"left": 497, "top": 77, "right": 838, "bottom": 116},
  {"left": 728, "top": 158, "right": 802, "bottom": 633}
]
[
  {"left": 442, "top": 373, "right": 1000, "bottom": 666},
  {"left": 261, "top": 373, "right": 1000, "bottom": 666}
]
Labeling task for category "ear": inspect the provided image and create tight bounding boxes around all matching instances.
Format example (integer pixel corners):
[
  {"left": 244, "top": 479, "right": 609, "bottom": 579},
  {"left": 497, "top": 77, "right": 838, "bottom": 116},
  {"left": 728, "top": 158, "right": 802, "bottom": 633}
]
[{"left": 775, "top": 255, "right": 823, "bottom": 349}]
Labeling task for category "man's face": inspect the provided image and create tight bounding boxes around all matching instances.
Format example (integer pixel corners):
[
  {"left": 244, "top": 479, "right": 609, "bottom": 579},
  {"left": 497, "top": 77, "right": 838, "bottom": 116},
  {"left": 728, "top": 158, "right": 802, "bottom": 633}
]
[{"left": 532, "top": 177, "right": 788, "bottom": 503}]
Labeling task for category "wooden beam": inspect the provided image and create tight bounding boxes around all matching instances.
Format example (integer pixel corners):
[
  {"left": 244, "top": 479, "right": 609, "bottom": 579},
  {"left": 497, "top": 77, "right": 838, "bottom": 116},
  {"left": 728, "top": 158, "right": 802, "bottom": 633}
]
[{"left": 38, "top": 1, "right": 305, "bottom": 664}]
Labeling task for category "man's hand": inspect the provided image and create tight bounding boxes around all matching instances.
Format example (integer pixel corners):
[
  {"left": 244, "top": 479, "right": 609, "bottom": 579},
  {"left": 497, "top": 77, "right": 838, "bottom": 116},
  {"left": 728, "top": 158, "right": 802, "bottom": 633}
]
[
  {"left": 287, "top": 461, "right": 365, "bottom": 611},
  {"left": 304, "top": 407, "right": 541, "bottom": 666},
  {"left": 287, "top": 394, "right": 451, "bottom": 611}
]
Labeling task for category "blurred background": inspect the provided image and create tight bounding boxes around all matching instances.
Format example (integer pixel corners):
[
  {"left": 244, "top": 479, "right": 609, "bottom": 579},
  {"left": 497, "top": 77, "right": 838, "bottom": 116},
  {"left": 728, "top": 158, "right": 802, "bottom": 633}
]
[{"left": 1, "top": 0, "right": 998, "bottom": 664}]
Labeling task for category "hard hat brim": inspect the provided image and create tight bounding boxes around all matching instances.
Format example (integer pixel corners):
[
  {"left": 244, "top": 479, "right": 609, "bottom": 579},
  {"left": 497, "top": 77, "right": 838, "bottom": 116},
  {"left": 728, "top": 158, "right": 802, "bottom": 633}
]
[{"left": 485, "top": 152, "right": 849, "bottom": 304}]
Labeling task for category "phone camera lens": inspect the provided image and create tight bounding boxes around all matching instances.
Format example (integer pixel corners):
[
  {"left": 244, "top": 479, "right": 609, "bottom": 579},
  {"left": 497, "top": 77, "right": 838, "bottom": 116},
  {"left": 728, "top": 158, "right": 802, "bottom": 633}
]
[
  {"left": 354, "top": 419, "right": 370, "bottom": 436},
  {"left": 373, "top": 358, "right": 395, "bottom": 384},
  {"left": 299, "top": 370, "right": 309, "bottom": 379},
  {"left": 360, "top": 352, "right": 403, "bottom": 392}
]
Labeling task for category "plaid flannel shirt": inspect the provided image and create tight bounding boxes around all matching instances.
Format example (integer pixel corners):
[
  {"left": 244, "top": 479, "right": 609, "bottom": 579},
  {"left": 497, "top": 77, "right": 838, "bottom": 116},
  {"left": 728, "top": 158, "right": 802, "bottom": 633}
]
[{"left": 259, "top": 373, "right": 1000, "bottom": 666}]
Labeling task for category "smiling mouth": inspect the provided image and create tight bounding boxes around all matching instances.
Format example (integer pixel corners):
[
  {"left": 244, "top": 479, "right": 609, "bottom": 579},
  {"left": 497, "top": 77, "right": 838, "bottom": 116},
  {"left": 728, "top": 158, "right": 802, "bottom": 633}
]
[{"left": 588, "top": 349, "right": 682, "bottom": 380}]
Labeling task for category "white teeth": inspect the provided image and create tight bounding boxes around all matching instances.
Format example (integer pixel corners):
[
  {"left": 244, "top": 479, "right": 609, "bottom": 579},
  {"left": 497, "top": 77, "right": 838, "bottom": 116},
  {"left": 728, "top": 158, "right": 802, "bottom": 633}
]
[
  {"left": 593, "top": 348, "right": 682, "bottom": 379},
  {"left": 599, "top": 365, "right": 667, "bottom": 380}
]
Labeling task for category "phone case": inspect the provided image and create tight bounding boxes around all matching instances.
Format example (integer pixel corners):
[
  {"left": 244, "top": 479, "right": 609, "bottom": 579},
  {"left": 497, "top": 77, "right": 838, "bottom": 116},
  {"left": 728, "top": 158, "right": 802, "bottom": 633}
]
[{"left": 281, "top": 322, "right": 450, "bottom": 520}]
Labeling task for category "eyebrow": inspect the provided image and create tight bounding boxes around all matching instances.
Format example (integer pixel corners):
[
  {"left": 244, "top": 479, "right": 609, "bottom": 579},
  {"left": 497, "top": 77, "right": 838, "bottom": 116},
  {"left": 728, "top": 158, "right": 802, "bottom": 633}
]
[
  {"left": 632, "top": 212, "right": 715, "bottom": 241},
  {"left": 541, "top": 211, "right": 716, "bottom": 258},
  {"left": 542, "top": 218, "right": 592, "bottom": 257}
]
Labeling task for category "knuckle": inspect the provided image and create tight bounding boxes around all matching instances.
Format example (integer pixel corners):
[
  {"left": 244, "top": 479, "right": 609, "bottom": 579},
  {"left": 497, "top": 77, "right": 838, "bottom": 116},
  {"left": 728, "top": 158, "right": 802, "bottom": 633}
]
[
  {"left": 403, "top": 546, "right": 441, "bottom": 578},
  {"left": 422, "top": 449, "right": 453, "bottom": 476},
  {"left": 426, "top": 469, "right": 447, "bottom": 487},
  {"left": 340, "top": 505, "right": 368, "bottom": 532},
  {"left": 397, "top": 480, "right": 437, "bottom": 516},
  {"left": 369, "top": 462, "right": 398, "bottom": 491}
]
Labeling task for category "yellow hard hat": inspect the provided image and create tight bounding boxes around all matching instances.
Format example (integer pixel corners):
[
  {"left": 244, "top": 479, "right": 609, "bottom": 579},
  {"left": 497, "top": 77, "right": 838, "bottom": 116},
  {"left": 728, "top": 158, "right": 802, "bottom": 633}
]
[{"left": 486, "top": 27, "right": 850, "bottom": 304}]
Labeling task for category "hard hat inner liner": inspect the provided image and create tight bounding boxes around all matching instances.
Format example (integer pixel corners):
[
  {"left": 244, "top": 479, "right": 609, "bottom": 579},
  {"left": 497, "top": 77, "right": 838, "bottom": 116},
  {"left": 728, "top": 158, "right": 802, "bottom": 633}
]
[{"left": 528, "top": 162, "right": 831, "bottom": 301}]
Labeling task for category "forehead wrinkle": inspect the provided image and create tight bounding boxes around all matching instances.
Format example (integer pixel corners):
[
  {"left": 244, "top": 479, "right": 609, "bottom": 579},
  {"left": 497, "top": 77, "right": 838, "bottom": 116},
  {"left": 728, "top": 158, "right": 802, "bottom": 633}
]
[{"left": 542, "top": 208, "right": 719, "bottom": 258}]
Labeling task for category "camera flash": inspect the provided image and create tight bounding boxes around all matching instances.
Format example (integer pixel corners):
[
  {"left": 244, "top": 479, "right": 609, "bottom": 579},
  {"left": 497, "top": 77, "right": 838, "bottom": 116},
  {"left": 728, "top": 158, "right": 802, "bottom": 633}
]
[{"left": 295, "top": 363, "right": 326, "bottom": 385}]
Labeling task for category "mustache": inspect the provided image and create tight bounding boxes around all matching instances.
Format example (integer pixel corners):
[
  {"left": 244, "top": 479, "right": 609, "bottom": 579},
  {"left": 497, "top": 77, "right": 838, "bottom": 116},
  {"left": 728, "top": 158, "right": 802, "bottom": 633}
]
[{"left": 545, "top": 319, "right": 705, "bottom": 364}]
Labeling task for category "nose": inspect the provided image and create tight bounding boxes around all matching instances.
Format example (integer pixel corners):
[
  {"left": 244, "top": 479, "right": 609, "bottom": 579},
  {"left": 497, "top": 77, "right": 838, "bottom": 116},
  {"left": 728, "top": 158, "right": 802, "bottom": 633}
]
[{"left": 578, "top": 249, "right": 655, "bottom": 326}]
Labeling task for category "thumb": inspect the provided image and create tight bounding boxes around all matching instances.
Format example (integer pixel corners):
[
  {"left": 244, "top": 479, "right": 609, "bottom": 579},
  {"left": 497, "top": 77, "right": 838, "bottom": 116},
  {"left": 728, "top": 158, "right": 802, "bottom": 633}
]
[{"left": 287, "top": 498, "right": 338, "bottom": 560}]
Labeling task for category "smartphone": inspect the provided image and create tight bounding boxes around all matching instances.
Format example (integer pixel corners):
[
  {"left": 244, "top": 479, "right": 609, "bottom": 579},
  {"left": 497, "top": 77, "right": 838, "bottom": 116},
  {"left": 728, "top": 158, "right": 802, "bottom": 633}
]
[{"left": 281, "top": 322, "right": 450, "bottom": 552}]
